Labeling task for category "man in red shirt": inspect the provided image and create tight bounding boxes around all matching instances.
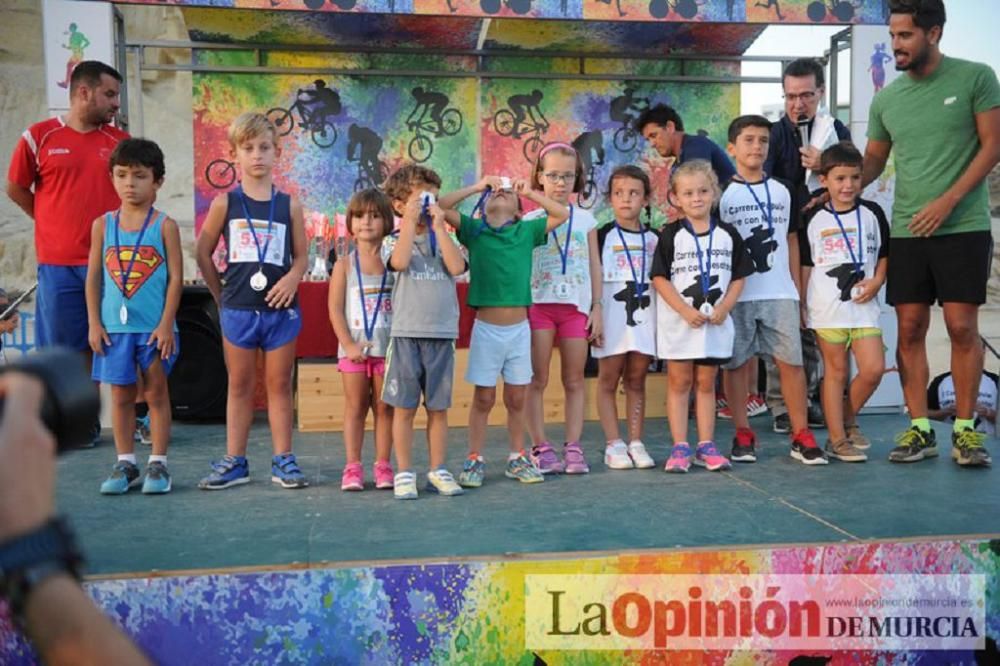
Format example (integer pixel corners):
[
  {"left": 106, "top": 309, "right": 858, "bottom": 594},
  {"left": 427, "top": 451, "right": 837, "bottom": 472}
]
[{"left": 7, "top": 61, "right": 127, "bottom": 444}]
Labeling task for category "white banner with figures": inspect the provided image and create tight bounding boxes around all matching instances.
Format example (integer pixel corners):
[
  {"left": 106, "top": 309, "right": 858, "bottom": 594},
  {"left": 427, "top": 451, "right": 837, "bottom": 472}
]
[
  {"left": 42, "top": 0, "right": 115, "bottom": 114},
  {"left": 850, "top": 24, "right": 904, "bottom": 413}
]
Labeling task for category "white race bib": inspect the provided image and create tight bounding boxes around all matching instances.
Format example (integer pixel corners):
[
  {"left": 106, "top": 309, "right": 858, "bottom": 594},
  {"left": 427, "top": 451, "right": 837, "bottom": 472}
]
[{"left": 228, "top": 218, "right": 287, "bottom": 266}]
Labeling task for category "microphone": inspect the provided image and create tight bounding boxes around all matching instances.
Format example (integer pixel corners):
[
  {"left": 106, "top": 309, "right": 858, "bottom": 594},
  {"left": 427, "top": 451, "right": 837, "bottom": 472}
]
[{"left": 797, "top": 114, "right": 811, "bottom": 148}]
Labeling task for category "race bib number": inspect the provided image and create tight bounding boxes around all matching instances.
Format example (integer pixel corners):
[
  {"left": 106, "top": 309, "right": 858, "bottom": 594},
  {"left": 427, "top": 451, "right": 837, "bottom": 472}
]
[
  {"left": 228, "top": 218, "right": 287, "bottom": 266},
  {"left": 348, "top": 285, "right": 392, "bottom": 329}
]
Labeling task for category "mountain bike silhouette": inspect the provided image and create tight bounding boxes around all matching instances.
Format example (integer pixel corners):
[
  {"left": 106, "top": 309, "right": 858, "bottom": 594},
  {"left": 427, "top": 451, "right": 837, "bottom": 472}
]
[
  {"left": 205, "top": 158, "right": 236, "bottom": 190},
  {"left": 648, "top": 0, "right": 699, "bottom": 20},
  {"left": 480, "top": 0, "right": 532, "bottom": 14},
  {"left": 266, "top": 94, "right": 338, "bottom": 149},
  {"left": 493, "top": 108, "right": 548, "bottom": 163},
  {"left": 807, "top": 0, "right": 856, "bottom": 22},
  {"left": 351, "top": 158, "right": 389, "bottom": 193},
  {"left": 577, "top": 162, "right": 599, "bottom": 210},
  {"left": 611, "top": 98, "right": 650, "bottom": 152},
  {"left": 407, "top": 108, "right": 462, "bottom": 163}
]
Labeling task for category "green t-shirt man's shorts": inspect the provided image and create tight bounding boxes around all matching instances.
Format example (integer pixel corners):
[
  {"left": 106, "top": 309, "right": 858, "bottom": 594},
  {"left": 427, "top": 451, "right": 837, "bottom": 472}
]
[{"left": 867, "top": 56, "right": 1000, "bottom": 305}]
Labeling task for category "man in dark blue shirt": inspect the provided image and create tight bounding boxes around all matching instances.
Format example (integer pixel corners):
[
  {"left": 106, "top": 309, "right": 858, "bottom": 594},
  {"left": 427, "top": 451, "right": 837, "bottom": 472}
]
[{"left": 635, "top": 103, "right": 736, "bottom": 186}]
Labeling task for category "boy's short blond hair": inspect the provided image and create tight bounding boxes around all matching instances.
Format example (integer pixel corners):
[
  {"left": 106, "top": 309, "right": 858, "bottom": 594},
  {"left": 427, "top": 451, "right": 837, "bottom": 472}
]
[
  {"left": 383, "top": 164, "right": 443, "bottom": 205},
  {"left": 228, "top": 112, "right": 278, "bottom": 148},
  {"left": 669, "top": 159, "right": 722, "bottom": 205}
]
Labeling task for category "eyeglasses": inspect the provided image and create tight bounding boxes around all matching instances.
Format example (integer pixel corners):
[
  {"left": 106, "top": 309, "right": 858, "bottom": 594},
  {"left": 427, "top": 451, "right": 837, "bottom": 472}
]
[
  {"left": 783, "top": 90, "right": 819, "bottom": 103},
  {"left": 543, "top": 172, "right": 576, "bottom": 184}
]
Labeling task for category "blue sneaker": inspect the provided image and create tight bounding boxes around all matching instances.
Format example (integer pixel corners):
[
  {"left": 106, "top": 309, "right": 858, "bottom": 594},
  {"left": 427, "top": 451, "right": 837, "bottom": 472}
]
[
  {"left": 142, "top": 461, "right": 172, "bottom": 494},
  {"left": 271, "top": 453, "right": 309, "bottom": 489},
  {"left": 458, "top": 456, "right": 485, "bottom": 488},
  {"left": 100, "top": 460, "right": 141, "bottom": 495},
  {"left": 198, "top": 455, "right": 250, "bottom": 490},
  {"left": 505, "top": 452, "right": 544, "bottom": 484}
]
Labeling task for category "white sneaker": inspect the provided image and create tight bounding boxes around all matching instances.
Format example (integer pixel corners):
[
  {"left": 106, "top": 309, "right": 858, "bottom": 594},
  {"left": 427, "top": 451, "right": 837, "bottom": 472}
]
[
  {"left": 426, "top": 468, "right": 464, "bottom": 496},
  {"left": 604, "top": 440, "right": 634, "bottom": 469},
  {"left": 627, "top": 440, "right": 655, "bottom": 469},
  {"left": 394, "top": 471, "right": 418, "bottom": 500}
]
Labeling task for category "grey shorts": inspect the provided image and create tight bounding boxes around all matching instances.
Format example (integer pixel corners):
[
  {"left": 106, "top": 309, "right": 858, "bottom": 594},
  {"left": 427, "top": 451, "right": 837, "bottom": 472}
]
[
  {"left": 381, "top": 337, "right": 455, "bottom": 411},
  {"left": 723, "top": 299, "right": 803, "bottom": 370}
]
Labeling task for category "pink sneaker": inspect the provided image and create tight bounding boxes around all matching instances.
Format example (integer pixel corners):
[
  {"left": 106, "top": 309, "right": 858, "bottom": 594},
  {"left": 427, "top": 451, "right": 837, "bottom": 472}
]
[
  {"left": 341, "top": 462, "right": 364, "bottom": 491},
  {"left": 373, "top": 460, "right": 394, "bottom": 489},
  {"left": 563, "top": 441, "right": 590, "bottom": 474},
  {"left": 665, "top": 443, "right": 692, "bottom": 473},
  {"left": 531, "top": 442, "right": 565, "bottom": 474},
  {"left": 694, "top": 441, "right": 732, "bottom": 471}
]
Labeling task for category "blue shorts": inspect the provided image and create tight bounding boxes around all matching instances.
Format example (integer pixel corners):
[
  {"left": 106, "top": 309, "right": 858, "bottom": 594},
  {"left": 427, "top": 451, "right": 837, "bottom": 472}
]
[
  {"left": 36, "top": 264, "right": 89, "bottom": 350},
  {"left": 220, "top": 306, "right": 302, "bottom": 352},
  {"left": 91, "top": 333, "right": 179, "bottom": 385}
]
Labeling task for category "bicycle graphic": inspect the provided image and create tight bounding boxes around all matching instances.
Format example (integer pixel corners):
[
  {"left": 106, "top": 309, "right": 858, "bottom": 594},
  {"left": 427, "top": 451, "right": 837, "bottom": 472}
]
[
  {"left": 807, "top": 0, "right": 857, "bottom": 22},
  {"left": 352, "top": 158, "right": 389, "bottom": 193},
  {"left": 266, "top": 94, "right": 339, "bottom": 149},
  {"left": 611, "top": 98, "right": 649, "bottom": 153},
  {"left": 407, "top": 108, "right": 463, "bottom": 163},
  {"left": 648, "top": 0, "right": 699, "bottom": 20},
  {"left": 205, "top": 158, "right": 236, "bottom": 190},
  {"left": 577, "top": 162, "right": 599, "bottom": 210},
  {"left": 493, "top": 93, "right": 549, "bottom": 163}
]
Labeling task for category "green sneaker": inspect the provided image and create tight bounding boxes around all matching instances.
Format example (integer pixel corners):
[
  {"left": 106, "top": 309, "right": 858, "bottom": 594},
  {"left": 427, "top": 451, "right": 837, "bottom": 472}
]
[
  {"left": 951, "top": 429, "right": 992, "bottom": 468},
  {"left": 458, "top": 456, "right": 485, "bottom": 488},
  {"left": 888, "top": 426, "right": 937, "bottom": 463},
  {"left": 505, "top": 452, "right": 544, "bottom": 484}
]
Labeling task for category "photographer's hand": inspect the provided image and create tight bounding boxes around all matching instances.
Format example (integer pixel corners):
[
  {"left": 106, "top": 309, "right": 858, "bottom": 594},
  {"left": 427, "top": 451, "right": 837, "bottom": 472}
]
[{"left": 0, "top": 373, "right": 55, "bottom": 542}]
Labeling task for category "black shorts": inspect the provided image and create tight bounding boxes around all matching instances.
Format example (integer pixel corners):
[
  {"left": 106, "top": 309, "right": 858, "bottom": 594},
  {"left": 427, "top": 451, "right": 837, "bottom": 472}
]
[{"left": 886, "top": 231, "right": 993, "bottom": 306}]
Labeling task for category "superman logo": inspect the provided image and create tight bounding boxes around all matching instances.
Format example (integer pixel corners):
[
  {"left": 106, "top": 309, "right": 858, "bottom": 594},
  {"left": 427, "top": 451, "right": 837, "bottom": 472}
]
[{"left": 104, "top": 246, "right": 164, "bottom": 298}]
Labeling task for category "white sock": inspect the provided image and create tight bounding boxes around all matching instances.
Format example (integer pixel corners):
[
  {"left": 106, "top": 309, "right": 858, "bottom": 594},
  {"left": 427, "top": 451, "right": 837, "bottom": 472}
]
[
  {"left": 606, "top": 439, "right": 625, "bottom": 448},
  {"left": 629, "top": 439, "right": 644, "bottom": 447},
  {"left": 507, "top": 452, "right": 521, "bottom": 461},
  {"left": 148, "top": 455, "right": 167, "bottom": 466},
  {"left": 118, "top": 454, "right": 137, "bottom": 465}
]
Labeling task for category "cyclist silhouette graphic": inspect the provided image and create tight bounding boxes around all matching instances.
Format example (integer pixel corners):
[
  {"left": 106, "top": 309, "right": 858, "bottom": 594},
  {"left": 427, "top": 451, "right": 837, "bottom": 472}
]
[
  {"left": 407, "top": 87, "right": 450, "bottom": 137},
  {"left": 571, "top": 130, "right": 605, "bottom": 209},
  {"left": 755, "top": 0, "right": 785, "bottom": 20},
  {"left": 347, "top": 124, "right": 388, "bottom": 191},
  {"left": 508, "top": 89, "right": 546, "bottom": 139},
  {"left": 298, "top": 79, "right": 342, "bottom": 123}
]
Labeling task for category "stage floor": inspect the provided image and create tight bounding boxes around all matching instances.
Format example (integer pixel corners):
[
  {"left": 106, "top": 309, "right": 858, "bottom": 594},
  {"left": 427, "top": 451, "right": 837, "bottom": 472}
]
[{"left": 58, "top": 414, "right": 1000, "bottom": 577}]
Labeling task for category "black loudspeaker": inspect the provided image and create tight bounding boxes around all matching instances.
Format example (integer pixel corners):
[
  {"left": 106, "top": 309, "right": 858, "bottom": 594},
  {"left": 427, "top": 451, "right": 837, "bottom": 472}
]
[{"left": 169, "top": 286, "right": 227, "bottom": 421}]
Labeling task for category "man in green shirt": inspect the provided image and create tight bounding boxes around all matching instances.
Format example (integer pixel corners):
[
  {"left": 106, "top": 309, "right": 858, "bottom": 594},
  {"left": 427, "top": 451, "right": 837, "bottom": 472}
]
[{"left": 863, "top": 0, "right": 1000, "bottom": 468}]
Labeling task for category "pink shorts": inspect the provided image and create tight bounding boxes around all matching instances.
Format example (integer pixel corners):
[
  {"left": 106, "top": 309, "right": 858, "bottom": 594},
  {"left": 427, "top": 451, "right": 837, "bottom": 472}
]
[
  {"left": 528, "top": 303, "right": 589, "bottom": 339},
  {"left": 337, "top": 356, "right": 386, "bottom": 377}
]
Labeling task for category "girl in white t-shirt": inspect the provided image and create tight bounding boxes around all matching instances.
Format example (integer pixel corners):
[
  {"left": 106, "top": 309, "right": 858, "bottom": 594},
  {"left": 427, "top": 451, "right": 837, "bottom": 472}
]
[
  {"left": 525, "top": 142, "right": 603, "bottom": 475},
  {"left": 593, "top": 166, "right": 659, "bottom": 470},
  {"left": 651, "top": 160, "right": 752, "bottom": 474}
]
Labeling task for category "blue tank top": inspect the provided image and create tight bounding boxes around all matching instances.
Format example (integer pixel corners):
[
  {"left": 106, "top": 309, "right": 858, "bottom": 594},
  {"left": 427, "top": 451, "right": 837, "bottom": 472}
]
[
  {"left": 101, "top": 209, "right": 170, "bottom": 334},
  {"left": 221, "top": 188, "right": 297, "bottom": 310}
]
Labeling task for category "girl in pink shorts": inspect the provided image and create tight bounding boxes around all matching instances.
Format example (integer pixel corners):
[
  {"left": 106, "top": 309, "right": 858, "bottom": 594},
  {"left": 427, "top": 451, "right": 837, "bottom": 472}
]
[
  {"left": 525, "top": 142, "right": 604, "bottom": 475},
  {"left": 328, "top": 189, "right": 396, "bottom": 491}
]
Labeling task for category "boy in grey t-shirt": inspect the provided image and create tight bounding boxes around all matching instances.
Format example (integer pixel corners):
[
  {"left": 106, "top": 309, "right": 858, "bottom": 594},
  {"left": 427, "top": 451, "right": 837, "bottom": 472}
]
[{"left": 381, "top": 165, "right": 467, "bottom": 500}]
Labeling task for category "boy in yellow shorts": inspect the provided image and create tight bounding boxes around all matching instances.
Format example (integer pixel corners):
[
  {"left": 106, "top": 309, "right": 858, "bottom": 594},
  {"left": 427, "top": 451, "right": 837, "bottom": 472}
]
[{"left": 800, "top": 143, "right": 889, "bottom": 462}]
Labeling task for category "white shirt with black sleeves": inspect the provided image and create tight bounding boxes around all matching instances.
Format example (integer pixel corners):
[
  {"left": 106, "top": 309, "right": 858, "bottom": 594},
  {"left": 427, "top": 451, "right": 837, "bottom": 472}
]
[
  {"left": 799, "top": 199, "right": 890, "bottom": 330},
  {"left": 719, "top": 176, "right": 800, "bottom": 302},
  {"left": 650, "top": 219, "right": 754, "bottom": 361}
]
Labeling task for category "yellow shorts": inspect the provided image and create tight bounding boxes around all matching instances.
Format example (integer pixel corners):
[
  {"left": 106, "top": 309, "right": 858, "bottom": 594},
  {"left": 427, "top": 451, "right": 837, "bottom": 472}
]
[{"left": 815, "top": 327, "right": 882, "bottom": 347}]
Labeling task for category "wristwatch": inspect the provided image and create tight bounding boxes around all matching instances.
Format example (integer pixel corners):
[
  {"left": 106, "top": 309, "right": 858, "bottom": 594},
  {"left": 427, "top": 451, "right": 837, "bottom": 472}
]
[{"left": 0, "top": 517, "right": 83, "bottom": 627}]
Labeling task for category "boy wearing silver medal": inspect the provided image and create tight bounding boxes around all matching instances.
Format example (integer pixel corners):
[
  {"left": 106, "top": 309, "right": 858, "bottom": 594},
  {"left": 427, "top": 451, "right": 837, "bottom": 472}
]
[
  {"left": 195, "top": 112, "right": 309, "bottom": 491},
  {"left": 719, "top": 115, "right": 825, "bottom": 466},
  {"left": 800, "top": 143, "right": 889, "bottom": 462},
  {"left": 86, "top": 139, "right": 182, "bottom": 495}
]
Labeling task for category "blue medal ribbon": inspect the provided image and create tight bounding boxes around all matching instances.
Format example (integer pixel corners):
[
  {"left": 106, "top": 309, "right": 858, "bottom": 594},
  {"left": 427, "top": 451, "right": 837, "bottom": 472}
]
[
  {"left": 683, "top": 218, "right": 716, "bottom": 301},
  {"left": 830, "top": 206, "right": 864, "bottom": 274},
  {"left": 113, "top": 206, "right": 156, "bottom": 300},
  {"left": 237, "top": 185, "right": 277, "bottom": 270},
  {"left": 419, "top": 196, "right": 438, "bottom": 258},
  {"left": 354, "top": 251, "right": 388, "bottom": 342},
  {"left": 743, "top": 178, "right": 773, "bottom": 238},
  {"left": 614, "top": 222, "right": 647, "bottom": 297},
  {"left": 551, "top": 204, "right": 574, "bottom": 275}
]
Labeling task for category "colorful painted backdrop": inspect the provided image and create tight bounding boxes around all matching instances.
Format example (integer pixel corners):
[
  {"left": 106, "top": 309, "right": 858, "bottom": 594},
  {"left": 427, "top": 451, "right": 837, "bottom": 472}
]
[
  {"left": 113, "top": 0, "right": 892, "bottom": 24},
  {"left": 2, "top": 539, "right": 998, "bottom": 664}
]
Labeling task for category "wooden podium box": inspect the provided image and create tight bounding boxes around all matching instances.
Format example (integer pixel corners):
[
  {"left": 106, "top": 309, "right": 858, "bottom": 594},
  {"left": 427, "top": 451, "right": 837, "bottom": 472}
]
[{"left": 297, "top": 350, "right": 668, "bottom": 433}]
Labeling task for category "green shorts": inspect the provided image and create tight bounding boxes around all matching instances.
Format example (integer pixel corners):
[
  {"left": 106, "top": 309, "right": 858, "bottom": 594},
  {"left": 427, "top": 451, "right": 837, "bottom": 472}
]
[{"left": 815, "top": 327, "right": 882, "bottom": 347}]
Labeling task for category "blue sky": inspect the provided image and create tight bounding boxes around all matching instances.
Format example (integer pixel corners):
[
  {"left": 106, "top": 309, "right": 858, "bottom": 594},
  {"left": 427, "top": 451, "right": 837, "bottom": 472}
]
[{"left": 740, "top": 4, "right": 1000, "bottom": 114}]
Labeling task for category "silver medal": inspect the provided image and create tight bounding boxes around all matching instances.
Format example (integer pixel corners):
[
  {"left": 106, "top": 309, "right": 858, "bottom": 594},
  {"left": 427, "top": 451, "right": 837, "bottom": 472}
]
[
  {"left": 554, "top": 281, "right": 571, "bottom": 300},
  {"left": 250, "top": 270, "right": 268, "bottom": 292},
  {"left": 851, "top": 285, "right": 865, "bottom": 300},
  {"left": 766, "top": 253, "right": 774, "bottom": 269},
  {"left": 699, "top": 302, "right": 714, "bottom": 316},
  {"left": 119, "top": 303, "right": 129, "bottom": 325}
]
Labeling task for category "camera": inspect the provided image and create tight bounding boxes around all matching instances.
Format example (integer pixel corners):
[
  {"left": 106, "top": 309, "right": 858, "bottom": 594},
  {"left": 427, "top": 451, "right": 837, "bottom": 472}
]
[{"left": 0, "top": 348, "right": 101, "bottom": 453}]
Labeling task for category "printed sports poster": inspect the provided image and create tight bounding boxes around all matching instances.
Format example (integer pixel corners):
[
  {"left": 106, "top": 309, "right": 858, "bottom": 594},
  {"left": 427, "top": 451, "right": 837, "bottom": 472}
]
[{"left": 41, "top": 0, "right": 115, "bottom": 114}]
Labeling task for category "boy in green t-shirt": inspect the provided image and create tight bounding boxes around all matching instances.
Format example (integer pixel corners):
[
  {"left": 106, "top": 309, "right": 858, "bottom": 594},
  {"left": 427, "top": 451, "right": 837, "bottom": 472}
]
[
  {"left": 438, "top": 176, "right": 568, "bottom": 487},
  {"left": 862, "top": 0, "right": 999, "bottom": 468}
]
